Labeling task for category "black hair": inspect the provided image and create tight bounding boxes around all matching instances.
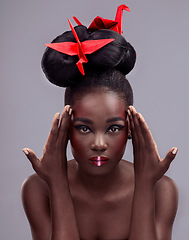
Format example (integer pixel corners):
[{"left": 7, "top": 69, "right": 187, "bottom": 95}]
[
  {"left": 64, "top": 68, "right": 133, "bottom": 107},
  {"left": 41, "top": 25, "right": 136, "bottom": 107}
]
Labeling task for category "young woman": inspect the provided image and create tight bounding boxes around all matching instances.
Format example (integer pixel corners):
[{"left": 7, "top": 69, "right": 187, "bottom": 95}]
[{"left": 22, "top": 5, "right": 178, "bottom": 240}]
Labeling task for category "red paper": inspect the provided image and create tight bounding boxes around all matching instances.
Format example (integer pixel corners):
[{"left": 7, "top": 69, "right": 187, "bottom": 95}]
[
  {"left": 45, "top": 42, "right": 78, "bottom": 56},
  {"left": 73, "top": 4, "right": 130, "bottom": 35},
  {"left": 73, "top": 16, "right": 82, "bottom": 25},
  {"left": 45, "top": 19, "right": 115, "bottom": 75},
  {"left": 115, "top": 4, "right": 130, "bottom": 34},
  {"left": 82, "top": 39, "right": 114, "bottom": 54},
  {"left": 88, "top": 17, "right": 118, "bottom": 31}
]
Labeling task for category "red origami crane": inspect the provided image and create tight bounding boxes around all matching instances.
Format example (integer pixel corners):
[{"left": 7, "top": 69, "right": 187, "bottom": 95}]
[
  {"left": 45, "top": 18, "right": 114, "bottom": 75},
  {"left": 73, "top": 4, "right": 130, "bottom": 35}
]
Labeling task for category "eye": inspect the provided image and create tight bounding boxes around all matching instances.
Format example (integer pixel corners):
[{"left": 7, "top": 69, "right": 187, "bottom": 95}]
[
  {"left": 74, "top": 125, "right": 92, "bottom": 134},
  {"left": 107, "top": 125, "right": 124, "bottom": 133},
  {"left": 80, "top": 126, "right": 90, "bottom": 133}
]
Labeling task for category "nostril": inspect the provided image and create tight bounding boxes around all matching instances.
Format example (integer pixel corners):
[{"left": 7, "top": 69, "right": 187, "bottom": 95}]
[
  {"left": 91, "top": 134, "right": 108, "bottom": 151},
  {"left": 91, "top": 143, "right": 108, "bottom": 151}
]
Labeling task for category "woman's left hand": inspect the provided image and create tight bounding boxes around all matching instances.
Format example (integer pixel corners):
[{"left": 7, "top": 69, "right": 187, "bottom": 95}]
[
  {"left": 128, "top": 106, "right": 178, "bottom": 185},
  {"left": 22, "top": 105, "right": 72, "bottom": 185}
]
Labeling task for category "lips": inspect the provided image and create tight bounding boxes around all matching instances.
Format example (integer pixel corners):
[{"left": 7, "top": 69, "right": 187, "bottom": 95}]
[{"left": 89, "top": 156, "right": 109, "bottom": 167}]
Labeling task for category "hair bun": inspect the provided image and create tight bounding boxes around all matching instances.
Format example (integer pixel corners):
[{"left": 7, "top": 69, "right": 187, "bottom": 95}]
[
  {"left": 41, "top": 25, "right": 89, "bottom": 87},
  {"left": 41, "top": 25, "right": 136, "bottom": 87},
  {"left": 87, "top": 29, "right": 136, "bottom": 75},
  {"left": 116, "top": 41, "right": 136, "bottom": 75}
]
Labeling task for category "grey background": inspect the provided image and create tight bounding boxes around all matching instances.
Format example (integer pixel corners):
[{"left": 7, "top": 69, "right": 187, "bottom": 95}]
[{"left": 1, "top": 0, "right": 188, "bottom": 239}]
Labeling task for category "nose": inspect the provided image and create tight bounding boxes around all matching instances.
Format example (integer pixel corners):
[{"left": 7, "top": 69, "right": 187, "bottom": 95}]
[{"left": 91, "top": 133, "right": 108, "bottom": 152}]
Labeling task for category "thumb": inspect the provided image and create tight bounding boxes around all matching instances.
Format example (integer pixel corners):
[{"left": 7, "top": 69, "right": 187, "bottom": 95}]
[
  {"left": 22, "top": 148, "right": 39, "bottom": 167},
  {"left": 161, "top": 147, "right": 178, "bottom": 170}
]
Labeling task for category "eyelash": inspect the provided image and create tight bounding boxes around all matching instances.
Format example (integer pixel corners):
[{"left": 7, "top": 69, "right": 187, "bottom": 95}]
[
  {"left": 107, "top": 125, "right": 124, "bottom": 133},
  {"left": 74, "top": 125, "right": 92, "bottom": 134},
  {"left": 74, "top": 124, "right": 124, "bottom": 134}
]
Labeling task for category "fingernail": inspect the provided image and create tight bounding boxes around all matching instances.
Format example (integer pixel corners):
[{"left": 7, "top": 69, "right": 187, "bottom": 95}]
[
  {"left": 66, "top": 105, "right": 70, "bottom": 113},
  {"left": 172, "top": 147, "right": 178, "bottom": 155},
  {"left": 23, "top": 149, "right": 29, "bottom": 155},
  {"left": 56, "top": 113, "right": 60, "bottom": 119},
  {"left": 127, "top": 109, "right": 131, "bottom": 116},
  {"left": 69, "top": 108, "right": 72, "bottom": 116}
]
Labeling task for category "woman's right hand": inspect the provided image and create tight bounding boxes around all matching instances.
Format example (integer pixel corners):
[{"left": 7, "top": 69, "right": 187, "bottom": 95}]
[
  {"left": 128, "top": 106, "right": 178, "bottom": 185},
  {"left": 22, "top": 105, "right": 72, "bottom": 185}
]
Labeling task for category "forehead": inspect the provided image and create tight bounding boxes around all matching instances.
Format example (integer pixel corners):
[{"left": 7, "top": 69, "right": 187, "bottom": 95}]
[{"left": 72, "top": 91, "right": 126, "bottom": 119}]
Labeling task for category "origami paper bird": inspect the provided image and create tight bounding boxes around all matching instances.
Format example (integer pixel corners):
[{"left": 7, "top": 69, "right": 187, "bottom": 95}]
[
  {"left": 45, "top": 18, "right": 115, "bottom": 75},
  {"left": 73, "top": 4, "right": 130, "bottom": 35}
]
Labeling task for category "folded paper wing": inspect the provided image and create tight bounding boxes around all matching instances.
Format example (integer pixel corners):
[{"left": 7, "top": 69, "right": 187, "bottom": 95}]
[
  {"left": 45, "top": 39, "right": 114, "bottom": 56},
  {"left": 45, "top": 18, "right": 115, "bottom": 75},
  {"left": 45, "top": 42, "right": 78, "bottom": 56}
]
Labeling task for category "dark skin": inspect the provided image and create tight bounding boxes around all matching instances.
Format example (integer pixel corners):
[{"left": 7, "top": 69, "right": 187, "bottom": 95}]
[{"left": 22, "top": 90, "right": 178, "bottom": 240}]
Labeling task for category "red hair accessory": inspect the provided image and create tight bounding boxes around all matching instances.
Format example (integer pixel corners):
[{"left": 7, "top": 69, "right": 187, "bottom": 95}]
[
  {"left": 73, "top": 4, "right": 130, "bottom": 35},
  {"left": 45, "top": 19, "right": 114, "bottom": 75}
]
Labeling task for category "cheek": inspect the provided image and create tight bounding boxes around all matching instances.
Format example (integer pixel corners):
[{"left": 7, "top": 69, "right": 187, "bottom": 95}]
[
  {"left": 112, "top": 134, "right": 128, "bottom": 154},
  {"left": 69, "top": 128, "right": 89, "bottom": 157},
  {"left": 108, "top": 126, "right": 128, "bottom": 155},
  {"left": 69, "top": 132, "right": 81, "bottom": 152}
]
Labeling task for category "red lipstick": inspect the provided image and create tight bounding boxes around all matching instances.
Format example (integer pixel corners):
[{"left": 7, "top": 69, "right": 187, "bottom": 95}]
[{"left": 89, "top": 156, "right": 109, "bottom": 167}]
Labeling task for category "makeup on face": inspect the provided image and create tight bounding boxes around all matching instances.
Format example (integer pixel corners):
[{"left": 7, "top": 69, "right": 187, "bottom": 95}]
[
  {"left": 89, "top": 156, "right": 109, "bottom": 167},
  {"left": 73, "top": 117, "right": 125, "bottom": 135},
  {"left": 69, "top": 91, "right": 128, "bottom": 172}
]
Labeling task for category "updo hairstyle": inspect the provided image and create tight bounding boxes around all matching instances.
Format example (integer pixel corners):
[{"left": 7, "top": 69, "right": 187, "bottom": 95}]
[{"left": 41, "top": 24, "right": 136, "bottom": 107}]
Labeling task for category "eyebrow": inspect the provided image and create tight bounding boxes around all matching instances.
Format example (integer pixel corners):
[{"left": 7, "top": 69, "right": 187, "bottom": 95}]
[
  {"left": 106, "top": 117, "right": 125, "bottom": 123},
  {"left": 74, "top": 117, "right": 125, "bottom": 124},
  {"left": 74, "top": 118, "right": 93, "bottom": 124}
]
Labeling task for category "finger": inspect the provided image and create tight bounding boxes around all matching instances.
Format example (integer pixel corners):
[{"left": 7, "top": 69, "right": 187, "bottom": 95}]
[
  {"left": 126, "top": 111, "right": 131, "bottom": 135},
  {"left": 161, "top": 147, "right": 178, "bottom": 170},
  {"left": 127, "top": 108, "right": 137, "bottom": 143},
  {"left": 129, "top": 106, "right": 144, "bottom": 148},
  {"left": 137, "top": 112, "right": 156, "bottom": 148},
  {"left": 45, "top": 113, "right": 61, "bottom": 149},
  {"left": 22, "top": 148, "right": 40, "bottom": 167},
  {"left": 57, "top": 105, "right": 72, "bottom": 146},
  {"left": 131, "top": 106, "right": 144, "bottom": 140}
]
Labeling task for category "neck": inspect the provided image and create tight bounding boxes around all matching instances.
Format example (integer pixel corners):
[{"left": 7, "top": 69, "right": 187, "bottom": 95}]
[{"left": 76, "top": 161, "right": 124, "bottom": 194}]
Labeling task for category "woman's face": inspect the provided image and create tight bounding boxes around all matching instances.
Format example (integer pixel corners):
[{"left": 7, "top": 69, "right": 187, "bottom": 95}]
[{"left": 69, "top": 90, "right": 128, "bottom": 176}]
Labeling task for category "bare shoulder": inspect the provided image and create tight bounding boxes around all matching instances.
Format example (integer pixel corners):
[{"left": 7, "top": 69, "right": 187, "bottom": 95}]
[
  {"left": 155, "top": 175, "right": 178, "bottom": 225},
  {"left": 21, "top": 174, "right": 51, "bottom": 239},
  {"left": 21, "top": 173, "right": 50, "bottom": 217},
  {"left": 155, "top": 175, "right": 178, "bottom": 202},
  {"left": 22, "top": 173, "right": 49, "bottom": 198},
  {"left": 22, "top": 173, "right": 46, "bottom": 187}
]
